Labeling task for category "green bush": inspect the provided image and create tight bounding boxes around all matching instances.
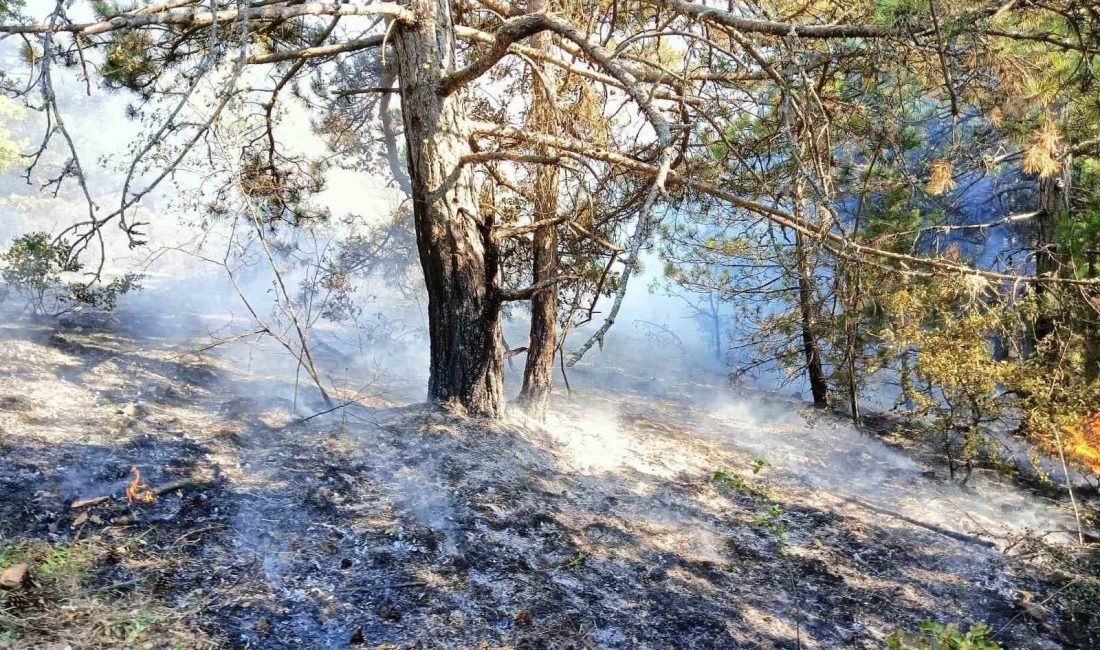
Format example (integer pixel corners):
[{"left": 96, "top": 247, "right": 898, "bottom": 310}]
[
  {"left": 1, "top": 232, "right": 141, "bottom": 314},
  {"left": 885, "top": 621, "right": 1001, "bottom": 650}
]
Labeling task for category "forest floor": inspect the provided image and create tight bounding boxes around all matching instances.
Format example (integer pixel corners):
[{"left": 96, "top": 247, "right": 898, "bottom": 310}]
[{"left": 0, "top": 305, "right": 1096, "bottom": 649}]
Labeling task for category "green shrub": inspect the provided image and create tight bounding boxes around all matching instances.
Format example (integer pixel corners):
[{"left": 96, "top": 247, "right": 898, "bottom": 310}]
[
  {"left": 712, "top": 463, "right": 787, "bottom": 541},
  {"left": 885, "top": 621, "right": 1001, "bottom": 649},
  {"left": 1, "top": 232, "right": 141, "bottom": 314}
]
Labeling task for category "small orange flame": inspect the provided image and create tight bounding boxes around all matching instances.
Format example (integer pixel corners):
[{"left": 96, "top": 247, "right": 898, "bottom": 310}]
[{"left": 125, "top": 466, "right": 156, "bottom": 504}]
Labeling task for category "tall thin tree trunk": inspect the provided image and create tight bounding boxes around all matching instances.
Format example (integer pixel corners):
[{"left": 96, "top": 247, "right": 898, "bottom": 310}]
[
  {"left": 518, "top": 0, "right": 559, "bottom": 419},
  {"left": 791, "top": 178, "right": 827, "bottom": 408},
  {"left": 1086, "top": 249, "right": 1100, "bottom": 380},
  {"left": 845, "top": 314, "right": 860, "bottom": 424},
  {"left": 709, "top": 293, "right": 722, "bottom": 361},
  {"left": 899, "top": 349, "right": 914, "bottom": 410},
  {"left": 840, "top": 262, "right": 862, "bottom": 424},
  {"left": 1034, "top": 154, "right": 1072, "bottom": 342},
  {"left": 395, "top": 0, "right": 504, "bottom": 417},
  {"left": 795, "top": 230, "right": 828, "bottom": 407}
]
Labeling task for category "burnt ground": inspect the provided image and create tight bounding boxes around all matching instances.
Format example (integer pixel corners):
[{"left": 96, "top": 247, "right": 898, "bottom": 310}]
[{"left": 0, "top": 307, "right": 1094, "bottom": 649}]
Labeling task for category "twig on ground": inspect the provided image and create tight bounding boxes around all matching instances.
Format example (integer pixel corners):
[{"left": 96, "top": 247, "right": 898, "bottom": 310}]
[{"left": 70, "top": 477, "right": 214, "bottom": 510}]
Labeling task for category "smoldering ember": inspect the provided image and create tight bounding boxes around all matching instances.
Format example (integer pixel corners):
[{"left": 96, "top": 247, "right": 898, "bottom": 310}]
[{"left": 0, "top": 2, "right": 1098, "bottom": 649}]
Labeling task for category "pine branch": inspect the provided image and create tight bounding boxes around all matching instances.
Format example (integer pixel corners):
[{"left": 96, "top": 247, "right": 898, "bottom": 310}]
[
  {"left": 248, "top": 35, "right": 386, "bottom": 64},
  {"left": 472, "top": 122, "right": 1100, "bottom": 289},
  {"left": 0, "top": 2, "right": 415, "bottom": 35},
  {"left": 497, "top": 275, "right": 582, "bottom": 301}
]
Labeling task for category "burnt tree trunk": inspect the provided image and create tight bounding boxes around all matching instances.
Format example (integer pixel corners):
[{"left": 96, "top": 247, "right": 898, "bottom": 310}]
[
  {"left": 795, "top": 230, "right": 828, "bottom": 408},
  {"left": 517, "top": 0, "right": 559, "bottom": 419},
  {"left": 1033, "top": 155, "right": 1072, "bottom": 342},
  {"left": 796, "top": 175, "right": 827, "bottom": 406},
  {"left": 395, "top": 0, "right": 504, "bottom": 417}
]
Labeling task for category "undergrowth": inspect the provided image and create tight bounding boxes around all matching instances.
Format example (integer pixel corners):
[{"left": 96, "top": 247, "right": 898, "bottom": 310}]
[
  {"left": 712, "top": 459, "right": 788, "bottom": 541},
  {"left": 885, "top": 620, "right": 1001, "bottom": 649},
  {"left": 0, "top": 538, "right": 214, "bottom": 649}
]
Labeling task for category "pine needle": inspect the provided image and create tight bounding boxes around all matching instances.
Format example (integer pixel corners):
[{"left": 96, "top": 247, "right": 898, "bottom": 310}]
[
  {"left": 1022, "top": 119, "right": 1062, "bottom": 179},
  {"left": 926, "top": 160, "right": 956, "bottom": 196}
]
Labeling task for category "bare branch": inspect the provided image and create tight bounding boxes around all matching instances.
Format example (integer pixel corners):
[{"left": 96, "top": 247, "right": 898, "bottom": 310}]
[
  {"left": 439, "top": 14, "right": 552, "bottom": 95},
  {"left": 498, "top": 275, "right": 582, "bottom": 301},
  {"left": 247, "top": 35, "right": 386, "bottom": 64}
]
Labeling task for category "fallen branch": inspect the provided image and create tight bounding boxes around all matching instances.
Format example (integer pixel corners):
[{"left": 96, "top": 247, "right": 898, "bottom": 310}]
[
  {"left": 836, "top": 493, "right": 996, "bottom": 548},
  {"left": 336, "top": 580, "right": 427, "bottom": 594},
  {"left": 153, "top": 477, "right": 213, "bottom": 497},
  {"left": 70, "top": 477, "right": 213, "bottom": 509}
]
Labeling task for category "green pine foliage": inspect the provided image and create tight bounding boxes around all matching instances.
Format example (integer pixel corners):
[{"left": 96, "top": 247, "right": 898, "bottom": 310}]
[{"left": 0, "top": 233, "right": 141, "bottom": 314}]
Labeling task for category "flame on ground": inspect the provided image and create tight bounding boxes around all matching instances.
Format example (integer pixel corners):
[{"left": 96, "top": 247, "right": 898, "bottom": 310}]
[
  {"left": 125, "top": 466, "right": 156, "bottom": 504},
  {"left": 1063, "top": 414, "right": 1100, "bottom": 474}
]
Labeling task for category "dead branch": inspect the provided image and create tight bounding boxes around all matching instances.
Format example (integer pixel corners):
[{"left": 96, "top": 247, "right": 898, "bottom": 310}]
[
  {"left": 837, "top": 494, "right": 997, "bottom": 548},
  {"left": 71, "top": 477, "right": 213, "bottom": 510},
  {"left": 247, "top": 35, "right": 386, "bottom": 64}
]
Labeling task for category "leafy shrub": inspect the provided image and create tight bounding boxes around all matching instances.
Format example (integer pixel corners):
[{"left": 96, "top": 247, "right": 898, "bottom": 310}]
[
  {"left": 1, "top": 232, "right": 78, "bottom": 311},
  {"left": 885, "top": 621, "right": 1001, "bottom": 649},
  {"left": 712, "top": 461, "right": 786, "bottom": 541},
  {"left": 1, "top": 232, "right": 141, "bottom": 314}
]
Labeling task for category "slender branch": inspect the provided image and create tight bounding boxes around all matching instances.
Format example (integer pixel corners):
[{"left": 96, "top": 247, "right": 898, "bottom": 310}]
[
  {"left": 566, "top": 143, "right": 677, "bottom": 366},
  {"left": 0, "top": 2, "right": 415, "bottom": 35},
  {"left": 453, "top": 25, "right": 702, "bottom": 105},
  {"left": 568, "top": 221, "right": 623, "bottom": 253},
  {"left": 462, "top": 150, "right": 566, "bottom": 166},
  {"left": 333, "top": 86, "right": 399, "bottom": 96},
  {"left": 247, "top": 35, "right": 385, "bottom": 64},
  {"left": 377, "top": 64, "right": 411, "bottom": 196},
  {"left": 498, "top": 275, "right": 582, "bottom": 301},
  {"left": 650, "top": 0, "right": 890, "bottom": 39},
  {"left": 440, "top": 14, "right": 552, "bottom": 95},
  {"left": 119, "top": 0, "right": 222, "bottom": 245},
  {"left": 494, "top": 213, "right": 572, "bottom": 240}
]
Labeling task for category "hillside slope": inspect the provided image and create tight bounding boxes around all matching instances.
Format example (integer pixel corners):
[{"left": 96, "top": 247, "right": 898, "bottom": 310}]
[{"left": 0, "top": 307, "right": 1088, "bottom": 649}]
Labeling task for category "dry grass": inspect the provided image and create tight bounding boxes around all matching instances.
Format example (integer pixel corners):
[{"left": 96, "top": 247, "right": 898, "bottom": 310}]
[{"left": 0, "top": 537, "right": 219, "bottom": 649}]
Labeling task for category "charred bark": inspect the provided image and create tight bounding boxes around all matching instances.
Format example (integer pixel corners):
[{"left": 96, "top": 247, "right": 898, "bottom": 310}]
[
  {"left": 395, "top": 0, "right": 504, "bottom": 417},
  {"left": 795, "top": 231, "right": 828, "bottom": 408},
  {"left": 1033, "top": 156, "right": 1071, "bottom": 342}
]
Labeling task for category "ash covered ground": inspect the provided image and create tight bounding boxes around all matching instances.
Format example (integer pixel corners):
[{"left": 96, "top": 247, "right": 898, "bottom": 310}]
[{"left": 0, "top": 300, "right": 1094, "bottom": 649}]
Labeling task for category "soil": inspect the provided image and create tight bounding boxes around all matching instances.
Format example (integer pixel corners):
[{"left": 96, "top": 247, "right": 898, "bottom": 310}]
[{"left": 0, "top": 305, "right": 1093, "bottom": 649}]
